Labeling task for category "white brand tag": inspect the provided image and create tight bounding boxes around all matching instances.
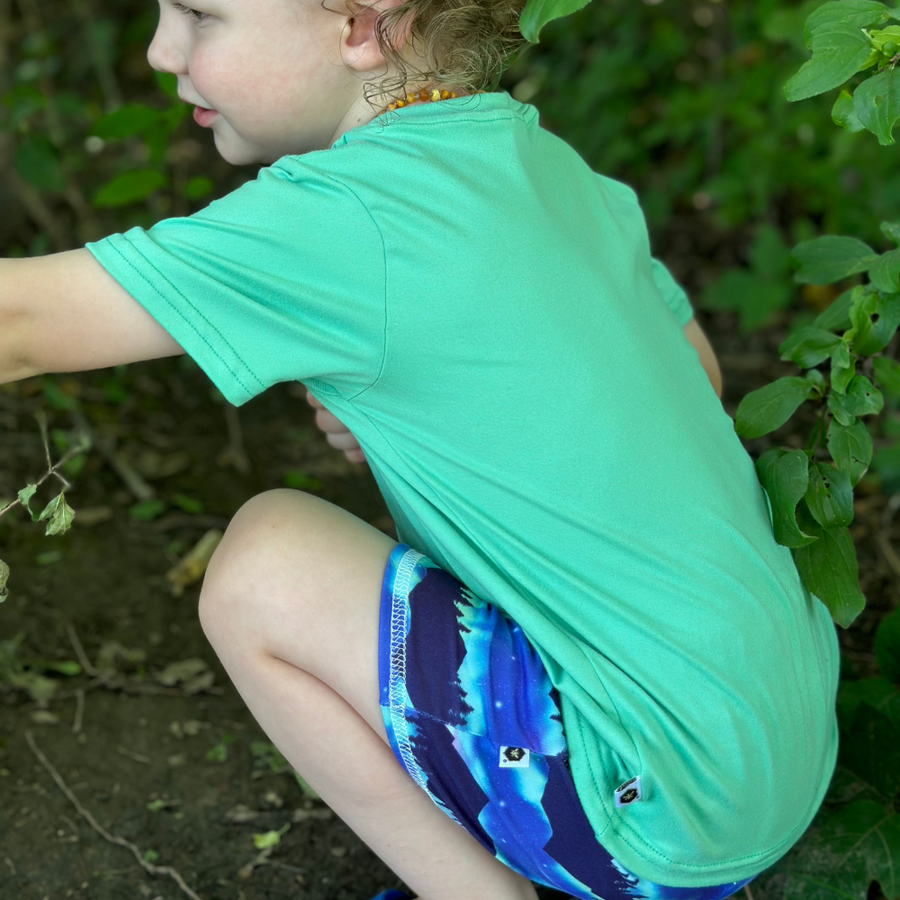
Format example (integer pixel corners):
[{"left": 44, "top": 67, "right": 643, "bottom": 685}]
[
  {"left": 499, "top": 746, "right": 531, "bottom": 768},
  {"left": 614, "top": 776, "right": 643, "bottom": 808}
]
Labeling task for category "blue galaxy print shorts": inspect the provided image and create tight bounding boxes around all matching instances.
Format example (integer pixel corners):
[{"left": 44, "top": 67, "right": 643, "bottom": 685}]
[{"left": 377, "top": 545, "right": 758, "bottom": 900}]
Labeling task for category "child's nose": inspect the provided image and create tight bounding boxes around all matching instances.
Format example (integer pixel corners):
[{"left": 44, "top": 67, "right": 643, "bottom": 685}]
[{"left": 146, "top": 18, "right": 187, "bottom": 74}]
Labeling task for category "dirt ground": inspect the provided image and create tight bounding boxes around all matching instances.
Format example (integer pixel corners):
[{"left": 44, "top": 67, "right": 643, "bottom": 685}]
[{"left": 0, "top": 314, "right": 896, "bottom": 900}]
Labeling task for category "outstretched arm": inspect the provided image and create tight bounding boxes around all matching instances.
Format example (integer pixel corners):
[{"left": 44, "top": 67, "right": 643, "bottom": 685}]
[{"left": 0, "top": 249, "right": 184, "bottom": 385}]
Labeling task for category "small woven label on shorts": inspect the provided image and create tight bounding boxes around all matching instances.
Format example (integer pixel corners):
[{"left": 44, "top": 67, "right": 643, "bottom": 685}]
[
  {"left": 499, "top": 746, "right": 530, "bottom": 768},
  {"left": 614, "top": 776, "right": 643, "bottom": 807}
]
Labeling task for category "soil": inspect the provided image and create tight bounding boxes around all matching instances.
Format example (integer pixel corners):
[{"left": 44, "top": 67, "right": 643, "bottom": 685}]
[{"left": 0, "top": 315, "right": 897, "bottom": 900}]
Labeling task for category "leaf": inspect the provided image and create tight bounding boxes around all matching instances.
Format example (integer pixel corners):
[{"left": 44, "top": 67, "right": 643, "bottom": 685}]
[
  {"left": 771, "top": 800, "right": 900, "bottom": 900},
  {"left": 838, "top": 703, "right": 900, "bottom": 800},
  {"left": 791, "top": 517, "right": 865, "bottom": 628},
  {"left": 779, "top": 327, "right": 842, "bottom": 367},
  {"left": 253, "top": 823, "right": 290, "bottom": 850},
  {"left": 734, "top": 377, "right": 816, "bottom": 439},
  {"left": 837, "top": 677, "right": 900, "bottom": 732},
  {"left": 128, "top": 499, "right": 168, "bottom": 522},
  {"left": 518, "top": 0, "right": 592, "bottom": 43},
  {"left": 791, "top": 236, "right": 878, "bottom": 284},
  {"left": 850, "top": 291, "right": 900, "bottom": 355},
  {"left": 15, "top": 136, "right": 65, "bottom": 192},
  {"left": 17, "top": 483, "right": 38, "bottom": 520},
  {"left": 833, "top": 88, "right": 866, "bottom": 131},
  {"left": 814, "top": 287, "right": 856, "bottom": 331},
  {"left": 875, "top": 607, "right": 900, "bottom": 683},
  {"left": 784, "top": 1, "right": 889, "bottom": 102},
  {"left": 90, "top": 104, "right": 162, "bottom": 140},
  {"left": 805, "top": 463, "right": 854, "bottom": 528},
  {"left": 701, "top": 270, "right": 792, "bottom": 333},
  {"left": 853, "top": 67, "right": 900, "bottom": 144},
  {"left": 831, "top": 349, "right": 856, "bottom": 394},
  {"left": 827, "top": 418, "right": 873, "bottom": 486},
  {"left": 184, "top": 176, "right": 213, "bottom": 200},
  {"left": 756, "top": 449, "right": 818, "bottom": 548},
  {"left": 37, "top": 493, "right": 75, "bottom": 536},
  {"left": 749, "top": 224, "right": 792, "bottom": 280},
  {"left": 0, "top": 559, "right": 8, "bottom": 603},
  {"left": 881, "top": 221, "right": 900, "bottom": 245},
  {"left": 92, "top": 170, "right": 168, "bottom": 208},
  {"left": 828, "top": 376, "right": 884, "bottom": 424},
  {"left": 868, "top": 246, "right": 900, "bottom": 292},
  {"left": 873, "top": 356, "right": 900, "bottom": 397}
]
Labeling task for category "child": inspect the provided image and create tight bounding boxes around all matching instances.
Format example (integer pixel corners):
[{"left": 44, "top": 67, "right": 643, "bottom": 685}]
[{"left": 0, "top": 0, "right": 839, "bottom": 898}]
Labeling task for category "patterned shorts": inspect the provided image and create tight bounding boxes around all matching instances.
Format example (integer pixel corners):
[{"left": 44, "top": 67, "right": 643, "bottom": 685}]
[{"left": 377, "top": 545, "right": 758, "bottom": 900}]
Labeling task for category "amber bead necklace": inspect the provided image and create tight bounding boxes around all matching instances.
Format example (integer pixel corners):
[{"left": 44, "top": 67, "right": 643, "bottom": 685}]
[{"left": 377, "top": 87, "right": 486, "bottom": 115}]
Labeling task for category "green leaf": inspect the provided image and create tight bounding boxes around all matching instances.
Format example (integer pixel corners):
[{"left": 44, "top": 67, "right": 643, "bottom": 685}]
[
  {"left": 282, "top": 471, "right": 324, "bottom": 491},
  {"left": 701, "top": 270, "right": 792, "bottom": 333},
  {"left": 17, "top": 483, "right": 38, "bottom": 520},
  {"left": 154, "top": 71, "right": 180, "bottom": 100},
  {"left": 791, "top": 236, "right": 878, "bottom": 284},
  {"left": 128, "top": 499, "right": 168, "bottom": 522},
  {"left": 0, "top": 559, "right": 8, "bottom": 603},
  {"left": 791, "top": 515, "right": 865, "bottom": 628},
  {"left": 853, "top": 67, "right": 900, "bottom": 144},
  {"left": 829, "top": 376, "right": 884, "bottom": 423},
  {"left": 850, "top": 292, "right": 900, "bottom": 355},
  {"left": 37, "top": 493, "right": 75, "bottom": 536},
  {"left": 831, "top": 354, "right": 857, "bottom": 394},
  {"left": 833, "top": 88, "right": 866, "bottom": 131},
  {"left": 805, "top": 463, "right": 854, "bottom": 528},
  {"left": 184, "top": 176, "right": 214, "bottom": 200},
  {"left": 15, "top": 136, "right": 65, "bottom": 192},
  {"left": 814, "top": 287, "right": 855, "bottom": 331},
  {"left": 90, "top": 104, "right": 162, "bottom": 140},
  {"left": 92, "top": 170, "right": 168, "bottom": 208},
  {"left": 518, "top": 0, "right": 592, "bottom": 43},
  {"left": 293, "top": 770, "right": 321, "bottom": 799},
  {"left": 773, "top": 799, "right": 900, "bottom": 900},
  {"left": 875, "top": 607, "right": 900, "bottom": 683},
  {"left": 838, "top": 704, "right": 900, "bottom": 800},
  {"left": 868, "top": 246, "right": 900, "bottom": 293},
  {"left": 253, "top": 823, "right": 290, "bottom": 850},
  {"left": 749, "top": 224, "right": 792, "bottom": 280},
  {"left": 784, "top": 1, "right": 889, "bottom": 102},
  {"left": 881, "top": 221, "right": 900, "bottom": 245},
  {"left": 827, "top": 418, "right": 873, "bottom": 486},
  {"left": 873, "top": 356, "right": 900, "bottom": 397},
  {"left": 735, "top": 377, "right": 816, "bottom": 439},
  {"left": 778, "top": 327, "right": 842, "bottom": 367},
  {"left": 756, "top": 449, "right": 818, "bottom": 549},
  {"left": 837, "top": 677, "right": 900, "bottom": 732}
]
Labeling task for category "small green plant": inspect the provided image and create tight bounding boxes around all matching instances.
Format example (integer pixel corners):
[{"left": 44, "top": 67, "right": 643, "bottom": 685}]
[
  {"left": 0, "top": 410, "right": 88, "bottom": 601},
  {"left": 735, "top": 225, "right": 900, "bottom": 627}
]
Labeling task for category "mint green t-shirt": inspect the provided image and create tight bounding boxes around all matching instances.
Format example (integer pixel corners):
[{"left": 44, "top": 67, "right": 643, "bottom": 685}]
[{"left": 86, "top": 91, "right": 839, "bottom": 886}]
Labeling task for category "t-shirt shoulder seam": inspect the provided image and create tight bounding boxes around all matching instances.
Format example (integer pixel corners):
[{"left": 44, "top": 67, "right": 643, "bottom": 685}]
[{"left": 104, "top": 239, "right": 263, "bottom": 398}]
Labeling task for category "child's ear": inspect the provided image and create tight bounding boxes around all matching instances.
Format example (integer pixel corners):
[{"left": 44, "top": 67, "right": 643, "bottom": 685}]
[{"left": 339, "top": 0, "right": 414, "bottom": 74}]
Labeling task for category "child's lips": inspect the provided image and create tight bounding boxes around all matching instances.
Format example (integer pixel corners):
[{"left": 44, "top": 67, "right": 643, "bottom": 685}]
[{"left": 193, "top": 106, "right": 218, "bottom": 127}]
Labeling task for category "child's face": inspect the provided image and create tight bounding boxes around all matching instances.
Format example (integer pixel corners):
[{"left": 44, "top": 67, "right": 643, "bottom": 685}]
[{"left": 148, "top": 0, "right": 386, "bottom": 164}]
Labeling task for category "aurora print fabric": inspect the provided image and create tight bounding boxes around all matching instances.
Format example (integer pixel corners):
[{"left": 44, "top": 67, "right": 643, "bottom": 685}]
[{"left": 377, "top": 545, "right": 757, "bottom": 900}]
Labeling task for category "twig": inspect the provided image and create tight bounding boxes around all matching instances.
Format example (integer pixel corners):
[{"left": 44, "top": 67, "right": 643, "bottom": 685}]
[
  {"left": 218, "top": 402, "right": 250, "bottom": 474},
  {"left": 72, "top": 687, "right": 84, "bottom": 734},
  {"left": 65, "top": 621, "right": 101, "bottom": 678},
  {"left": 24, "top": 730, "right": 205, "bottom": 900},
  {"left": 116, "top": 745, "right": 151, "bottom": 764},
  {"left": 744, "top": 884, "right": 755, "bottom": 900}
]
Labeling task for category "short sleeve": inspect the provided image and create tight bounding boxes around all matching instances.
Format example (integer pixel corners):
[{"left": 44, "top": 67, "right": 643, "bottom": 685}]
[
  {"left": 85, "top": 160, "right": 386, "bottom": 406},
  {"left": 650, "top": 256, "right": 694, "bottom": 327}
]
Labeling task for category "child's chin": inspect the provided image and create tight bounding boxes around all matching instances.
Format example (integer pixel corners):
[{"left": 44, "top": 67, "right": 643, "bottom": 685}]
[{"left": 213, "top": 133, "right": 267, "bottom": 167}]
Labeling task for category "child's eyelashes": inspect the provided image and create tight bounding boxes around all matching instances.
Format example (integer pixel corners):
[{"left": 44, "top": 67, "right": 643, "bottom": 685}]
[{"left": 171, "top": 2, "right": 209, "bottom": 22}]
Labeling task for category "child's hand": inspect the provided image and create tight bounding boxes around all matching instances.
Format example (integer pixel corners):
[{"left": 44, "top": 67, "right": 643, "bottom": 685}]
[{"left": 305, "top": 391, "right": 367, "bottom": 464}]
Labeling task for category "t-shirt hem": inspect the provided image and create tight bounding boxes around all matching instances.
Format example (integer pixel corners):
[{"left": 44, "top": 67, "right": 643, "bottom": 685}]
[{"left": 565, "top": 701, "right": 837, "bottom": 887}]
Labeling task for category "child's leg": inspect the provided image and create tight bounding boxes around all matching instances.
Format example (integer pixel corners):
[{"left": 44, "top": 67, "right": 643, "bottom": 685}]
[{"left": 197, "top": 489, "right": 538, "bottom": 900}]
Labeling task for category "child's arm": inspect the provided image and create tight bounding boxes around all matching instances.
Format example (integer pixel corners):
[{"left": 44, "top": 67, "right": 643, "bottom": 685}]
[
  {"left": 0, "top": 250, "right": 185, "bottom": 385},
  {"left": 683, "top": 318, "right": 723, "bottom": 398}
]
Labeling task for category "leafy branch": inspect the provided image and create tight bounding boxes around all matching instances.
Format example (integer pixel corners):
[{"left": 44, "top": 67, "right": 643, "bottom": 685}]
[
  {"left": 784, "top": 0, "right": 900, "bottom": 144},
  {"left": 735, "top": 227, "right": 900, "bottom": 628},
  {"left": 0, "top": 409, "right": 89, "bottom": 602}
]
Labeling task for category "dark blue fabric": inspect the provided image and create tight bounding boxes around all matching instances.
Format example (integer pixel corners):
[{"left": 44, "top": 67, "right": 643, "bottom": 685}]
[{"left": 378, "top": 545, "right": 758, "bottom": 900}]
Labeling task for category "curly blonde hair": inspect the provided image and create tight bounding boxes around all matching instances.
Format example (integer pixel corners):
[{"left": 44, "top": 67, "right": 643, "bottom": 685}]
[{"left": 347, "top": 0, "right": 530, "bottom": 112}]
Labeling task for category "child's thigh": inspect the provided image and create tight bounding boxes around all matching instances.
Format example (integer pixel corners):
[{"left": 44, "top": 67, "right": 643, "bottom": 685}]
[{"left": 198, "top": 488, "right": 397, "bottom": 740}]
